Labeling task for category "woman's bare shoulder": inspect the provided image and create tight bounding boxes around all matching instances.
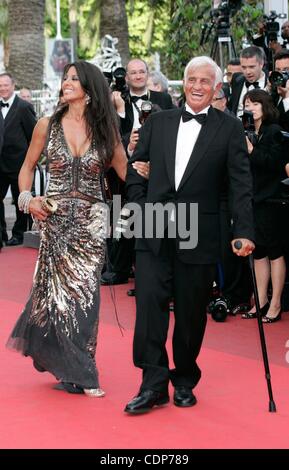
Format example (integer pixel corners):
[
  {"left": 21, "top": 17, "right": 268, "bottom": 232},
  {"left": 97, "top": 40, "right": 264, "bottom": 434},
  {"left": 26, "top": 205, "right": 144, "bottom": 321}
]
[{"left": 34, "top": 116, "right": 52, "bottom": 136}]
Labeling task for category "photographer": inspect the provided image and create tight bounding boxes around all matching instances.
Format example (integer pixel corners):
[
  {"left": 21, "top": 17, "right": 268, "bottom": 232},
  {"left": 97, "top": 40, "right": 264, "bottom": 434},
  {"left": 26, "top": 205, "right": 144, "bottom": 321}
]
[
  {"left": 229, "top": 46, "right": 268, "bottom": 118},
  {"left": 112, "top": 58, "right": 173, "bottom": 152},
  {"left": 281, "top": 21, "right": 289, "bottom": 48},
  {"left": 242, "top": 89, "right": 287, "bottom": 323},
  {"left": 101, "top": 59, "right": 173, "bottom": 286},
  {"left": 270, "top": 50, "right": 289, "bottom": 132},
  {"left": 252, "top": 13, "right": 286, "bottom": 71}
]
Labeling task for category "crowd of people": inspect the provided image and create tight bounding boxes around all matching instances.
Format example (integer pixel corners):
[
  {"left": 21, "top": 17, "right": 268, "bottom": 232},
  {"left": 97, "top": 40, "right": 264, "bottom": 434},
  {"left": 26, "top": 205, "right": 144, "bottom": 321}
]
[{"left": 1, "top": 31, "right": 289, "bottom": 414}]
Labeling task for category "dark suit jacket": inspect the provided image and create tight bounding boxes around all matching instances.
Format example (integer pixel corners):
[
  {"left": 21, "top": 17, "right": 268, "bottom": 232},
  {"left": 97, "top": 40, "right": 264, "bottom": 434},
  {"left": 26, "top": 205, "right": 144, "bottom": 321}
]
[
  {"left": 126, "top": 106, "right": 254, "bottom": 264},
  {"left": 229, "top": 73, "right": 268, "bottom": 116},
  {"left": 0, "top": 95, "right": 36, "bottom": 174},
  {"left": 277, "top": 99, "right": 289, "bottom": 132}
]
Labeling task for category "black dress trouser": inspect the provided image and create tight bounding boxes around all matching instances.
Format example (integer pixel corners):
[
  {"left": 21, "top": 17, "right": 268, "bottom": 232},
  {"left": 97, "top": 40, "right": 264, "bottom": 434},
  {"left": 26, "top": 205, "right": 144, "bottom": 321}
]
[
  {"left": 0, "top": 171, "right": 28, "bottom": 241},
  {"left": 133, "top": 238, "right": 216, "bottom": 394}
]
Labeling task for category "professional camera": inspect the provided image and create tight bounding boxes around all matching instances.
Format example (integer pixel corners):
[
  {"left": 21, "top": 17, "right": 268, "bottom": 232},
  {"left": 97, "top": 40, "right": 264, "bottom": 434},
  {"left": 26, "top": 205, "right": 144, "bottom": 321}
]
[
  {"left": 208, "top": 295, "right": 230, "bottom": 322},
  {"left": 109, "top": 67, "right": 130, "bottom": 102},
  {"left": 242, "top": 110, "right": 258, "bottom": 146},
  {"left": 269, "top": 70, "right": 289, "bottom": 88},
  {"left": 139, "top": 100, "right": 153, "bottom": 125}
]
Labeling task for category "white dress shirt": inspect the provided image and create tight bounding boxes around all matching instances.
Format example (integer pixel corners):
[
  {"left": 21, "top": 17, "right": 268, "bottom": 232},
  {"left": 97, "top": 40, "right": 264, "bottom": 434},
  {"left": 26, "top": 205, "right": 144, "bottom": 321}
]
[
  {"left": 1, "top": 93, "right": 16, "bottom": 119},
  {"left": 118, "top": 89, "right": 149, "bottom": 129},
  {"left": 175, "top": 104, "right": 209, "bottom": 190}
]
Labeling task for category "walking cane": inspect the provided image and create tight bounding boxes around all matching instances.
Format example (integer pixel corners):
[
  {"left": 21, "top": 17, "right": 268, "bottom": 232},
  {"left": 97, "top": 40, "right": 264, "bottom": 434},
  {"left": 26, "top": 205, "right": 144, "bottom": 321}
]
[{"left": 234, "top": 241, "right": 277, "bottom": 412}]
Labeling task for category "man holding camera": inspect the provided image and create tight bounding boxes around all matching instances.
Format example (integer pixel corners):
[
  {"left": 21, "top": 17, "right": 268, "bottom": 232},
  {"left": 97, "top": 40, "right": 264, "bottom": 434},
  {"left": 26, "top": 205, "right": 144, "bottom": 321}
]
[
  {"left": 112, "top": 58, "right": 173, "bottom": 151},
  {"left": 271, "top": 50, "right": 289, "bottom": 132},
  {"left": 229, "top": 46, "right": 267, "bottom": 118},
  {"left": 101, "top": 59, "right": 173, "bottom": 286}
]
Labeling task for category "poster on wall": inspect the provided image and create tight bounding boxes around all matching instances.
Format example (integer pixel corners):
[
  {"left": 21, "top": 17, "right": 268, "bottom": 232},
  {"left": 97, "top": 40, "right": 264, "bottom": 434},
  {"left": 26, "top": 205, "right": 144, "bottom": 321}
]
[{"left": 45, "top": 38, "right": 74, "bottom": 81}]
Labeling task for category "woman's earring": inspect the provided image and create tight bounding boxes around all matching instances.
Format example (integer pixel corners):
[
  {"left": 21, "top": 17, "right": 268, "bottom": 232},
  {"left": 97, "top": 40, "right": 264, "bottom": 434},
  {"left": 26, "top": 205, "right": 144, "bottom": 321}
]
[{"left": 85, "top": 93, "right": 91, "bottom": 105}]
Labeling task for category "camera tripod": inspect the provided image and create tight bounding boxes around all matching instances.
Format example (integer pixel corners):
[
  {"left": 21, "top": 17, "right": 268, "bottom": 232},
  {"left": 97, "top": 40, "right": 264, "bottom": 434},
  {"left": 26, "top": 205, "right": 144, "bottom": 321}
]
[{"left": 210, "top": 30, "right": 236, "bottom": 71}]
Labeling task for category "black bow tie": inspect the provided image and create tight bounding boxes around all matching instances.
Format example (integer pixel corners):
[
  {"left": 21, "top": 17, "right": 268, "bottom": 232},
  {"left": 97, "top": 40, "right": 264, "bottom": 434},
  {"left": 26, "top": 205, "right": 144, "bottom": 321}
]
[
  {"left": 245, "top": 81, "right": 260, "bottom": 89},
  {"left": 0, "top": 101, "right": 9, "bottom": 108},
  {"left": 130, "top": 94, "right": 148, "bottom": 103},
  {"left": 182, "top": 110, "right": 207, "bottom": 124}
]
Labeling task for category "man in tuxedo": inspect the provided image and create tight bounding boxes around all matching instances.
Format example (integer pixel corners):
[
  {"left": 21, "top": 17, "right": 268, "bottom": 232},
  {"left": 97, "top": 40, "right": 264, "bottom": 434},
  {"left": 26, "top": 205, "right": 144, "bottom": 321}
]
[
  {"left": 0, "top": 72, "right": 36, "bottom": 247},
  {"left": 124, "top": 56, "right": 255, "bottom": 414},
  {"left": 272, "top": 50, "right": 289, "bottom": 132},
  {"left": 229, "top": 46, "right": 267, "bottom": 118},
  {"left": 113, "top": 58, "right": 173, "bottom": 149},
  {"left": 101, "top": 59, "right": 173, "bottom": 286}
]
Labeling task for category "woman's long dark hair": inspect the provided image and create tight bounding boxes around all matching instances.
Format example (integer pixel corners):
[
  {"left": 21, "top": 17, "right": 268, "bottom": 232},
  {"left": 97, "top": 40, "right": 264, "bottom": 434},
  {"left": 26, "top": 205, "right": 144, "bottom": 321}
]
[
  {"left": 51, "top": 60, "right": 120, "bottom": 165},
  {"left": 243, "top": 89, "right": 279, "bottom": 124}
]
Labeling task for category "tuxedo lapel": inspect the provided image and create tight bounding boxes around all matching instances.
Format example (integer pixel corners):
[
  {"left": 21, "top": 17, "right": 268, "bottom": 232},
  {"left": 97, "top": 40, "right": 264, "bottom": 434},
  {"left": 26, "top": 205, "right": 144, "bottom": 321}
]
[
  {"left": 177, "top": 107, "right": 223, "bottom": 192},
  {"left": 0, "top": 113, "right": 4, "bottom": 154},
  {"left": 125, "top": 101, "right": 134, "bottom": 128},
  {"left": 4, "top": 95, "right": 19, "bottom": 127},
  {"left": 164, "top": 108, "right": 182, "bottom": 188}
]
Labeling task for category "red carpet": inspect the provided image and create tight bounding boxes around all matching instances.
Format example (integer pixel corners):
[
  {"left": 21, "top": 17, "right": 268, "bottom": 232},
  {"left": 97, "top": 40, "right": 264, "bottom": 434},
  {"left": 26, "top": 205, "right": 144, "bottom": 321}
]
[{"left": 0, "top": 246, "right": 289, "bottom": 449}]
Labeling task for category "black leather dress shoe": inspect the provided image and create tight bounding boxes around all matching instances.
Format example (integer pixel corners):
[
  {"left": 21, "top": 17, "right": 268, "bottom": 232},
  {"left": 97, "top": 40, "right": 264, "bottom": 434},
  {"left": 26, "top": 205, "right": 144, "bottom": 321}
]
[
  {"left": 33, "top": 360, "right": 46, "bottom": 372},
  {"left": 127, "top": 288, "right": 135, "bottom": 296},
  {"left": 6, "top": 236, "right": 23, "bottom": 246},
  {"left": 124, "top": 390, "right": 169, "bottom": 414},
  {"left": 53, "top": 382, "right": 84, "bottom": 394},
  {"left": 1, "top": 233, "right": 8, "bottom": 243},
  {"left": 173, "top": 386, "right": 197, "bottom": 407},
  {"left": 101, "top": 272, "right": 128, "bottom": 285}
]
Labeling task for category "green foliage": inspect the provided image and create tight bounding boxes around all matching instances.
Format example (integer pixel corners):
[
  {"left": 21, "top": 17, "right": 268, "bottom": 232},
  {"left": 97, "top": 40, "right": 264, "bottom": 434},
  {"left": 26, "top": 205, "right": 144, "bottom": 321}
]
[
  {"left": 45, "top": 0, "right": 71, "bottom": 38},
  {"left": 166, "top": 0, "right": 264, "bottom": 79},
  {"left": 126, "top": 0, "right": 170, "bottom": 65},
  {"left": 77, "top": 0, "right": 100, "bottom": 59}
]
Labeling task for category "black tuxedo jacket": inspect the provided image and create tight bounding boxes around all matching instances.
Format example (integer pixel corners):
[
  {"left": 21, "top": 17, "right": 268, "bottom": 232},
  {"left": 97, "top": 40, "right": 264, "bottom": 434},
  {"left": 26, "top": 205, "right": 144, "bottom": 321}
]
[
  {"left": 229, "top": 73, "right": 268, "bottom": 116},
  {"left": 277, "top": 99, "right": 289, "bottom": 132},
  {"left": 0, "top": 95, "right": 36, "bottom": 174},
  {"left": 126, "top": 106, "right": 254, "bottom": 264}
]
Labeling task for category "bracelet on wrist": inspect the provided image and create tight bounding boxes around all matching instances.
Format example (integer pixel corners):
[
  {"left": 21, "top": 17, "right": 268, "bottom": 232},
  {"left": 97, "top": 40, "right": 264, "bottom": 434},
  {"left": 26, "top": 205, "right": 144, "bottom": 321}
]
[{"left": 18, "top": 190, "right": 33, "bottom": 214}]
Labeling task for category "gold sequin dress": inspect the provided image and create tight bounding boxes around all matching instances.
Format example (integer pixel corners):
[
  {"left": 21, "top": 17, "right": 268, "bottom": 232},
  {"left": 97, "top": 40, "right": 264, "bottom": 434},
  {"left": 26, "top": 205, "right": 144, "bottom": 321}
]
[{"left": 7, "top": 121, "right": 107, "bottom": 389}]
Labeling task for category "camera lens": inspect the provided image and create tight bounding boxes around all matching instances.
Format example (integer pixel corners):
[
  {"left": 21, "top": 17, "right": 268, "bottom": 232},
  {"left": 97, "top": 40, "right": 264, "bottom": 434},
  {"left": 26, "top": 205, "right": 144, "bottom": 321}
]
[{"left": 269, "top": 71, "right": 285, "bottom": 87}]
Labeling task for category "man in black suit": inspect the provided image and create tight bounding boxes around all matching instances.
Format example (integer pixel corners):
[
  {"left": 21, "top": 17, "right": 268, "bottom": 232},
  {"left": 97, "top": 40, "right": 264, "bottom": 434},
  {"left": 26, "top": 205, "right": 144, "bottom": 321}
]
[
  {"left": 101, "top": 59, "right": 173, "bottom": 286},
  {"left": 0, "top": 72, "right": 36, "bottom": 247},
  {"left": 229, "top": 46, "right": 267, "bottom": 118},
  {"left": 124, "top": 56, "right": 255, "bottom": 414}
]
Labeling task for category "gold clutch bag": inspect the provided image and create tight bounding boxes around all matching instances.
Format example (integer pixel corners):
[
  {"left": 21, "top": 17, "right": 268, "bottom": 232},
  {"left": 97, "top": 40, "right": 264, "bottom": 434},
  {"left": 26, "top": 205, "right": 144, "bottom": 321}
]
[{"left": 41, "top": 197, "right": 58, "bottom": 215}]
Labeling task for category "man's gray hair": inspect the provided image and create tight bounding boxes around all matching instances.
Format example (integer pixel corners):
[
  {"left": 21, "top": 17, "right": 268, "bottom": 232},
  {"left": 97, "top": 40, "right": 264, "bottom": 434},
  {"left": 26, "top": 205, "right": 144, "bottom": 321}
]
[
  {"left": 148, "top": 71, "right": 168, "bottom": 92},
  {"left": 184, "top": 56, "right": 223, "bottom": 87}
]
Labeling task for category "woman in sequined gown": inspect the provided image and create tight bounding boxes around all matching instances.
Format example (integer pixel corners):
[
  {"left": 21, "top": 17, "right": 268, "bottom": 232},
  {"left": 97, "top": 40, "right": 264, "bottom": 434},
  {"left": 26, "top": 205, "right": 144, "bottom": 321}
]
[{"left": 7, "top": 61, "right": 127, "bottom": 396}]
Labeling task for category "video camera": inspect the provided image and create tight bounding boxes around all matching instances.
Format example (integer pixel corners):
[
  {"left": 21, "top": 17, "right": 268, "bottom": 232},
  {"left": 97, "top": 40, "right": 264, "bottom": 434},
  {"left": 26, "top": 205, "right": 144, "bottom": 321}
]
[
  {"left": 212, "top": 0, "right": 241, "bottom": 31},
  {"left": 104, "top": 67, "right": 130, "bottom": 102},
  {"left": 200, "top": 0, "right": 241, "bottom": 46},
  {"left": 242, "top": 110, "right": 258, "bottom": 146},
  {"left": 263, "top": 10, "right": 280, "bottom": 40}
]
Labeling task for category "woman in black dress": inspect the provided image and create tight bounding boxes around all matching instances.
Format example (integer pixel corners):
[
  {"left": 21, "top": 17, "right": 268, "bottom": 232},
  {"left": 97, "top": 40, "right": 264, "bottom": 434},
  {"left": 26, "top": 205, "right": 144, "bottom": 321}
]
[{"left": 242, "top": 89, "right": 287, "bottom": 323}]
